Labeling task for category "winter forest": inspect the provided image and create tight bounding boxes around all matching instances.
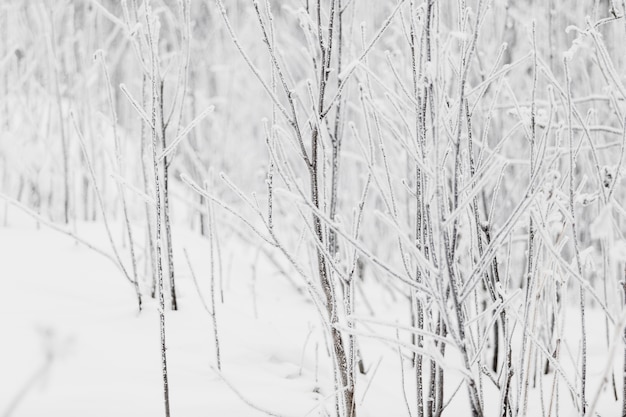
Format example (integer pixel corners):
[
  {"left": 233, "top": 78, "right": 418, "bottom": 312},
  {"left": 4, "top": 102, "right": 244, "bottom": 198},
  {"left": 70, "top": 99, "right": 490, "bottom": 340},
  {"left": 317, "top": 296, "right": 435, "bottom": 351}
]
[{"left": 3, "top": 0, "right": 626, "bottom": 416}]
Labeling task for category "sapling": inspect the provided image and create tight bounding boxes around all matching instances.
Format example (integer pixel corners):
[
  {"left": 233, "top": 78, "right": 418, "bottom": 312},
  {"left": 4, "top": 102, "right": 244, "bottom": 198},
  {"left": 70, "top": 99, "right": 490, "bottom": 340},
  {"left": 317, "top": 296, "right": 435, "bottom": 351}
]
[
  {"left": 214, "top": 1, "right": 356, "bottom": 415},
  {"left": 159, "top": 77, "right": 178, "bottom": 311},
  {"left": 143, "top": 1, "right": 171, "bottom": 414},
  {"left": 142, "top": 74, "right": 158, "bottom": 298}
]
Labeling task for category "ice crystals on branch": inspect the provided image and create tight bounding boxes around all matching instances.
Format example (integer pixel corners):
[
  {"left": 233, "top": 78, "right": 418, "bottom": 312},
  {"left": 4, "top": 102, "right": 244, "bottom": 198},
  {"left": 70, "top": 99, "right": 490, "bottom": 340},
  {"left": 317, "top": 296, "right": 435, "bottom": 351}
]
[
  {"left": 601, "top": 165, "right": 616, "bottom": 189},
  {"left": 338, "top": 60, "right": 359, "bottom": 81},
  {"left": 449, "top": 31, "right": 470, "bottom": 41},
  {"left": 295, "top": 7, "right": 314, "bottom": 31},
  {"left": 158, "top": 105, "right": 215, "bottom": 161},
  {"left": 538, "top": 170, "right": 561, "bottom": 202},
  {"left": 424, "top": 61, "right": 435, "bottom": 86},
  {"left": 575, "top": 192, "right": 598, "bottom": 207},
  {"left": 563, "top": 24, "right": 597, "bottom": 61}
]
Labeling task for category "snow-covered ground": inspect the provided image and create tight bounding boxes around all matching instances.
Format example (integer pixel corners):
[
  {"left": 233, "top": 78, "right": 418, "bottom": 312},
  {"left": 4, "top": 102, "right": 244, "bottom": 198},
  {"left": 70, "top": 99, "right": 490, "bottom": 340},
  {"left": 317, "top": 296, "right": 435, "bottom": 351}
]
[
  {"left": 1, "top": 215, "right": 322, "bottom": 416},
  {"left": 1, "top": 209, "right": 624, "bottom": 416}
]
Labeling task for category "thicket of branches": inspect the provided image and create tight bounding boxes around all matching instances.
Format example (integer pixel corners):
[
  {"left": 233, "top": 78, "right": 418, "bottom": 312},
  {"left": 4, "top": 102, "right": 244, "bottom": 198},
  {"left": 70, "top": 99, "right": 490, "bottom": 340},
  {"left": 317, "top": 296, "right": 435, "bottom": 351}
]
[{"left": 3, "top": 0, "right": 626, "bottom": 416}]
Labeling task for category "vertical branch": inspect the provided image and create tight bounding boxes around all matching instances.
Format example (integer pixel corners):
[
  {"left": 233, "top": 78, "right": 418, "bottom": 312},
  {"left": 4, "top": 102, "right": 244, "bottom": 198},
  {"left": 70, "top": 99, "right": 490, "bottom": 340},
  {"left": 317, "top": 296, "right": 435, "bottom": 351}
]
[
  {"left": 563, "top": 56, "right": 587, "bottom": 415},
  {"left": 622, "top": 269, "right": 626, "bottom": 417},
  {"left": 263, "top": 0, "right": 277, "bottom": 235},
  {"left": 160, "top": 79, "right": 178, "bottom": 311},
  {"left": 205, "top": 180, "right": 222, "bottom": 370},
  {"left": 519, "top": 22, "right": 539, "bottom": 416},
  {"left": 409, "top": 1, "right": 429, "bottom": 415},
  {"left": 328, "top": 0, "right": 344, "bottom": 258},
  {"left": 142, "top": 73, "right": 158, "bottom": 298},
  {"left": 145, "top": 2, "right": 172, "bottom": 414}
]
